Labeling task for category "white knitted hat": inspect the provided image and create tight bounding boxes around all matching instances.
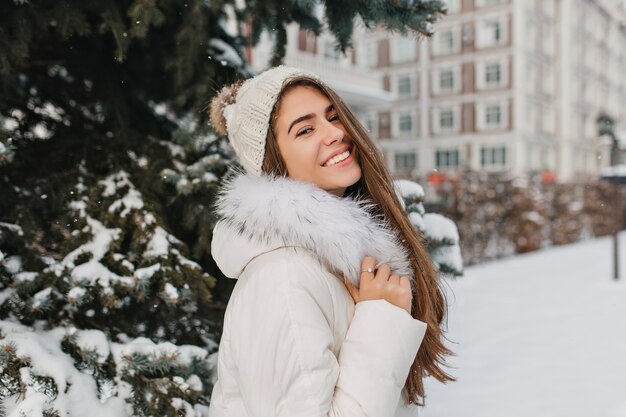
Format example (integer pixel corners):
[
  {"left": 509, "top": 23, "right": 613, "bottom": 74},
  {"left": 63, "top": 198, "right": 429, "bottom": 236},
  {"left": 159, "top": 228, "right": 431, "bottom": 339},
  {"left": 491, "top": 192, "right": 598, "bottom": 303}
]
[{"left": 211, "top": 65, "right": 322, "bottom": 176}]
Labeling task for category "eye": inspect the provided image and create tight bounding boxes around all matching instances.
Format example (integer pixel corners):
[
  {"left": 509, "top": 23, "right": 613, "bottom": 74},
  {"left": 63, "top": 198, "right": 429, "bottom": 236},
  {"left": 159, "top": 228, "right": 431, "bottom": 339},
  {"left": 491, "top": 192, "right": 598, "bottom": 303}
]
[
  {"left": 296, "top": 127, "right": 313, "bottom": 137},
  {"left": 329, "top": 114, "right": 340, "bottom": 122}
]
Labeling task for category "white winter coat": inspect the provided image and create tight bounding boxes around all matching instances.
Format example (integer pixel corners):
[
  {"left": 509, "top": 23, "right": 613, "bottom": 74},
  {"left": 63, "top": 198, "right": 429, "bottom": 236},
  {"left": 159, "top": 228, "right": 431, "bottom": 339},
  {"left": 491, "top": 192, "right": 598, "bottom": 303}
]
[{"left": 208, "top": 174, "right": 427, "bottom": 417}]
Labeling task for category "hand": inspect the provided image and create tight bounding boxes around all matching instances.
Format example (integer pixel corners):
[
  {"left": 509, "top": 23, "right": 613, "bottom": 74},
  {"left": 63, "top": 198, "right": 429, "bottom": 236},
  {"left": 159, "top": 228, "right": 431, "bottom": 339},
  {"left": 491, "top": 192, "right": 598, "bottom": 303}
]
[{"left": 344, "top": 256, "right": 413, "bottom": 315}]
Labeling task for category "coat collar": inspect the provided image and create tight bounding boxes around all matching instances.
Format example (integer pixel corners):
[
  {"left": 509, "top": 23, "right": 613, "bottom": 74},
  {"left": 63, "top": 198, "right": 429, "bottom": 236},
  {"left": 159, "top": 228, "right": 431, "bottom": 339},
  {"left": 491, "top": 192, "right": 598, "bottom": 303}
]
[{"left": 211, "top": 174, "right": 413, "bottom": 286}]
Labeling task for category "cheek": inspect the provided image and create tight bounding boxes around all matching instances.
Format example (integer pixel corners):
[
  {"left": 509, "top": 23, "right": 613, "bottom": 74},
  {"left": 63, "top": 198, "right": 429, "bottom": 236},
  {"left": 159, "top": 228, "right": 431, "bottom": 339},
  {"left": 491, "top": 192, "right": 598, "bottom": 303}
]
[{"left": 281, "top": 142, "right": 321, "bottom": 176}]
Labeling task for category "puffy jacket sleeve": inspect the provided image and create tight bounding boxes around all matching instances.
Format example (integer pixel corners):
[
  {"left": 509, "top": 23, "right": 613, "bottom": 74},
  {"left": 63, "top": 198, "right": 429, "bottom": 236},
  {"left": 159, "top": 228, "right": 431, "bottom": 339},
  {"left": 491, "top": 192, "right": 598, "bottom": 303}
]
[{"left": 226, "top": 252, "right": 427, "bottom": 417}]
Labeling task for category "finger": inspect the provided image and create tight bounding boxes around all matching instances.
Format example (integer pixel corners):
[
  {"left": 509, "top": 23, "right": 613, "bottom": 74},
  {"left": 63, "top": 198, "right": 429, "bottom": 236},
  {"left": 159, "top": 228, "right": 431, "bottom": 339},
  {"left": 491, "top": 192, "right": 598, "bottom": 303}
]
[
  {"left": 360, "top": 256, "right": 377, "bottom": 283},
  {"left": 344, "top": 278, "right": 360, "bottom": 303},
  {"left": 374, "top": 263, "right": 391, "bottom": 282},
  {"left": 388, "top": 274, "right": 400, "bottom": 286}
]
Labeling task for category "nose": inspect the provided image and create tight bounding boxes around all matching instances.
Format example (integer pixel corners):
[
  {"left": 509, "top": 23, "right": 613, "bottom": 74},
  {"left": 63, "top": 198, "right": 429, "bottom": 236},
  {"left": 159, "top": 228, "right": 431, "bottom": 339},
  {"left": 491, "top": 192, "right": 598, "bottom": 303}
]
[{"left": 321, "top": 118, "right": 344, "bottom": 145}]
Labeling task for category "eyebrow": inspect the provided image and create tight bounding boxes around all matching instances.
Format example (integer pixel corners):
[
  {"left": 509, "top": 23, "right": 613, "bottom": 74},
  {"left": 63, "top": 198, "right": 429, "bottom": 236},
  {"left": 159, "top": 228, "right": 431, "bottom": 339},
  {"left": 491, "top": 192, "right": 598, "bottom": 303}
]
[{"left": 287, "top": 104, "right": 335, "bottom": 134}]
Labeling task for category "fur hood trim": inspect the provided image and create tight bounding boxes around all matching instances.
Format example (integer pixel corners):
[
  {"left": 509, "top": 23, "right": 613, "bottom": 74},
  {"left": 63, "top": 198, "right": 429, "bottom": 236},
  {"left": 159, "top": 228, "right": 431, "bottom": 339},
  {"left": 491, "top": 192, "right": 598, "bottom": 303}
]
[{"left": 214, "top": 174, "right": 413, "bottom": 286}]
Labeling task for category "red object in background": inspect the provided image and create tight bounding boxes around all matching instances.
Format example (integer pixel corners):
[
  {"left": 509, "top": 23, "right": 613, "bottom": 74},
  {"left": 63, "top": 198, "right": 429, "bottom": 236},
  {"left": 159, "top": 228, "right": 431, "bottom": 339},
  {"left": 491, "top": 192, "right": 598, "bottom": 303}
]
[
  {"left": 428, "top": 172, "right": 449, "bottom": 185},
  {"left": 542, "top": 171, "right": 557, "bottom": 184}
]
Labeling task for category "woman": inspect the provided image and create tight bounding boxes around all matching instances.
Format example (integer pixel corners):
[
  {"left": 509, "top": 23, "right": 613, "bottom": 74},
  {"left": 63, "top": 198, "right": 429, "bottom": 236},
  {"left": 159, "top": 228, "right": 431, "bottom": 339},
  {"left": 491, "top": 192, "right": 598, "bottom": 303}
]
[{"left": 208, "top": 65, "right": 452, "bottom": 417}]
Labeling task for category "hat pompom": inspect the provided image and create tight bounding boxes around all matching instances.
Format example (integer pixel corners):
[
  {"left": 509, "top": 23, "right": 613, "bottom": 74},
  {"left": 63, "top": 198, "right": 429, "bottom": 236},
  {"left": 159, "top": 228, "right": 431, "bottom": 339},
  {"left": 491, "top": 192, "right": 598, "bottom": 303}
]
[{"left": 209, "top": 81, "right": 242, "bottom": 136}]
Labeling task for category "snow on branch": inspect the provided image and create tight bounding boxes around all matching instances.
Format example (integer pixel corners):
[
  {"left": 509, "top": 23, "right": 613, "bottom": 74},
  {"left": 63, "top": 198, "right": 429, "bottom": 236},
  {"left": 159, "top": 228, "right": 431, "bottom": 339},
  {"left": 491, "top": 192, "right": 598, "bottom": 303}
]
[{"left": 0, "top": 321, "right": 214, "bottom": 417}]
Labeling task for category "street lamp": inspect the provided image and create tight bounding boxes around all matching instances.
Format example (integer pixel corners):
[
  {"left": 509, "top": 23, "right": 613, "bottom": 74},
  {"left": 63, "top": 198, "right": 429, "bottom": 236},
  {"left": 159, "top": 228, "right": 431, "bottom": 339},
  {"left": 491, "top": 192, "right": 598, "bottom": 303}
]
[{"left": 596, "top": 113, "right": 621, "bottom": 280}]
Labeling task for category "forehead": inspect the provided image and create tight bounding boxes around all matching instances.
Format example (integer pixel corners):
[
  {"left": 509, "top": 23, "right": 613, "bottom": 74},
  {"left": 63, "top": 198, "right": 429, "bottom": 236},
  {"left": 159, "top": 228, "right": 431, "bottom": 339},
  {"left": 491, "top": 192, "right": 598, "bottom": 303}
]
[{"left": 276, "top": 86, "right": 331, "bottom": 122}]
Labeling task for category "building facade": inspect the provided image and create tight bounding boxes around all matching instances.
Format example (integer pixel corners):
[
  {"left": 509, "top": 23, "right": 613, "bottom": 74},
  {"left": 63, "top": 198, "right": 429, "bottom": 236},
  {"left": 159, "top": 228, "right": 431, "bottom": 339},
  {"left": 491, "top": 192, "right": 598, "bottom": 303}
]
[
  {"left": 245, "top": 0, "right": 626, "bottom": 182},
  {"left": 247, "top": 21, "right": 392, "bottom": 122},
  {"left": 362, "top": 0, "right": 626, "bottom": 181}
]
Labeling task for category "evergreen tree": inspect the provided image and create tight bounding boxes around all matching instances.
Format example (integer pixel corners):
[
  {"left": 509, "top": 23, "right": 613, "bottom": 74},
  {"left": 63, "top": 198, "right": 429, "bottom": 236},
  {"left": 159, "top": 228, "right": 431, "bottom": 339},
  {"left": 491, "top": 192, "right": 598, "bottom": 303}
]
[{"left": 0, "top": 0, "right": 447, "bottom": 415}]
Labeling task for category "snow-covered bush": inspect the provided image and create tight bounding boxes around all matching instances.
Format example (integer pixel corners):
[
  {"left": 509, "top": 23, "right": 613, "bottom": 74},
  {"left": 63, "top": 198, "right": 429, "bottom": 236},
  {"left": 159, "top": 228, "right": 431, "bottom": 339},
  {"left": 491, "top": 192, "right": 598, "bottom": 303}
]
[
  {"left": 427, "top": 171, "right": 623, "bottom": 265},
  {"left": 394, "top": 179, "right": 463, "bottom": 277}
]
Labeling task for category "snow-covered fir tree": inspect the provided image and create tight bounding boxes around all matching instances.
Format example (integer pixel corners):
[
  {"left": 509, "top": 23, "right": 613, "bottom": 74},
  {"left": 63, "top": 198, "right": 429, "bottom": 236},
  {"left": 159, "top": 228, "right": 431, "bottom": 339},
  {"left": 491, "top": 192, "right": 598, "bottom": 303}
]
[{"left": 0, "top": 0, "right": 448, "bottom": 415}]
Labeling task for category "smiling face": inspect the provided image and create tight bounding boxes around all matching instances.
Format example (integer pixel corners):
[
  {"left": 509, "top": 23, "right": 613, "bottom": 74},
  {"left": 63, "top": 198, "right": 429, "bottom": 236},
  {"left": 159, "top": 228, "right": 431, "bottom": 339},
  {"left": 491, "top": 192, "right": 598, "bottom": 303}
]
[{"left": 272, "top": 85, "right": 362, "bottom": 197}]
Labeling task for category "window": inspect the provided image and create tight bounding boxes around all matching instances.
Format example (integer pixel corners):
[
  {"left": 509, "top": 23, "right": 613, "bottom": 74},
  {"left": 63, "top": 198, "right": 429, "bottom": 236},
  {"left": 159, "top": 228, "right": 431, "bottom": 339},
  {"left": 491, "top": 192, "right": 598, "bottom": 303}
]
[
  {"left": 439, "top": 69, "right": 455, "bottom": 91},
  {"left": 433, "top": 106, "right": 459, "bottom": 134},
  {"left": 395, "top": 151, "right": 417, "bottom": 171},
  {"left": 323, "top": 40, "right": 340, "bottom": 61},
  {"left": 478, "top": 58, "right": 508, "bottom": 89},
  {"left": 489, "top": 20, "right": 502, "bottom": 42},
  {"left": 485, "top": 62, "right": 501, "bottom": 85},
  {"left": 362, "top": 115, "right": 375, "bottom": 135},
  {"left": 392, "top": 38, "right": 416, "bottom": 62},
  {"left": 434, "top": 26, "right": 462, "bottom": 55},
  {"left": 399, "top": 113, "right": 413, "bottom": 133},
  {"left": 485, "top": 104, "right": 502, "bottom": 126},
  {"left": 433, "top": 66, "right": 460, "bottom": 94},
  {"left": 436, "top": 150, "right": 460, "bottom": 170},
  {"left": 479, "top": 100, "right": 508, "bottom": 130},
  {"left": 397, "top": 75, "right": 412, "bottom": 97},
  {"left": 481, "top": 146, "right": 507, "bottom": 166},
  {"left": 477, "top": 17, "right": 507, "bottom": 48},
  {"left": 440, "top": 109, "right": 455, "bottom": 130},
  {"left": 366, "top": 42, "right": 378, "bottom": 68},
  {"left": 438, "top": 29, "right": 455, "bottom": 54}
]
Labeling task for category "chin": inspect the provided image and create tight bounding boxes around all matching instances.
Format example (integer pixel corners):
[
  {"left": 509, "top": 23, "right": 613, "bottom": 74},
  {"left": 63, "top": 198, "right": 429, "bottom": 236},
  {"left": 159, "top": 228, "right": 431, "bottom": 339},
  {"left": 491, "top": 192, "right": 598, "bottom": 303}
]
[
  {"left": 346, "top": 168, "right": 362, "bottom": 188},
  {"left": 330, "top": 167, "right": 362, "bottom": 191}
]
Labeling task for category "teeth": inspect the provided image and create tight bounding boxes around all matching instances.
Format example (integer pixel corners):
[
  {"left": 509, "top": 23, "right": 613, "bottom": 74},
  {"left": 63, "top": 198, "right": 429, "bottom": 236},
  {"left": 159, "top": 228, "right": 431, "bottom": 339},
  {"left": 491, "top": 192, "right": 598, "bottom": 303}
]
[{"left": 325, "top": 150, "right": 350, "bottom": 167}]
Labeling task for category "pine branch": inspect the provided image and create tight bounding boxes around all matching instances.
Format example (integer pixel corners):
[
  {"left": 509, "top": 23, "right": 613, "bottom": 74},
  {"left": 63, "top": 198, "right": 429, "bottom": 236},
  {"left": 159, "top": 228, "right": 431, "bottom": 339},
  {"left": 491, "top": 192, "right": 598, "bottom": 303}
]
[
  {"left": 128, "top": 0, "right": 166, "bottom": 39},
  {"left": 99, "top": 4, "right": 130, "bottom": 62}
]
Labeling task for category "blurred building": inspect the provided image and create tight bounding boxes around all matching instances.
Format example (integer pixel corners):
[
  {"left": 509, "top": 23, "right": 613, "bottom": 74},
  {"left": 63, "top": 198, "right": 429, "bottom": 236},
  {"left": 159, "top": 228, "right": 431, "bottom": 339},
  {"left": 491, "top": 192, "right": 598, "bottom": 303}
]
[
  {"left": 245, "top": 0, "right": 626, "bottom": 182},
  {"left": 246, "top": 21, "right": 391, "bottom": 123}
]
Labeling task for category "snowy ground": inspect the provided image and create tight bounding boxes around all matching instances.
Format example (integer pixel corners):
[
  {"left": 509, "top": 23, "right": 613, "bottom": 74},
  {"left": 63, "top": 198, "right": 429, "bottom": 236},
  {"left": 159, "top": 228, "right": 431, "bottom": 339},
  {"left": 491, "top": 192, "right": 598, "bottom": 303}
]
[{"left": 422, "top": 232, "right": 626, "bottom": 417}]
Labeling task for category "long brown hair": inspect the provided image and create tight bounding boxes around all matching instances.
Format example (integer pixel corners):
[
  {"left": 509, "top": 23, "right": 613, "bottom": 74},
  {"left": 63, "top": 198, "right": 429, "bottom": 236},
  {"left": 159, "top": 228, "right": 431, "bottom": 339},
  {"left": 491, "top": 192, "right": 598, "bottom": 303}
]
[{"left": 262, "top": 76, "right": 454, "bottom": 404}]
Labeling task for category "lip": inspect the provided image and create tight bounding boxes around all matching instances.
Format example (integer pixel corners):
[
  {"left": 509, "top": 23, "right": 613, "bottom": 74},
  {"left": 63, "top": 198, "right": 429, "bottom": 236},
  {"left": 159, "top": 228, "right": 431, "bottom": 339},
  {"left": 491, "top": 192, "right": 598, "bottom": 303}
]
[{"left": 321, "top": 144, "right": 351, "bottom": 167}]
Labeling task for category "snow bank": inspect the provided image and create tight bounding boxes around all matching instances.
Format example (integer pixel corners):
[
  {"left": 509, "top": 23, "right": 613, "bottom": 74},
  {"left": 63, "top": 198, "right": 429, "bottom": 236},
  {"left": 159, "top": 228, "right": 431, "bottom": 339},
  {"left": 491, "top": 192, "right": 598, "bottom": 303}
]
[{"left": 422, "top": 232, "right": 626, "bottom": 417}]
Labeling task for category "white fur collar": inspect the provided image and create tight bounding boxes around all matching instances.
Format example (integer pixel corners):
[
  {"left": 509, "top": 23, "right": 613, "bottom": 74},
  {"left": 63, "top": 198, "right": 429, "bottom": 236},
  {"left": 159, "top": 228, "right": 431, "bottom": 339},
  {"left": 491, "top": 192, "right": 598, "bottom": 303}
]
[{"left": 212, "top": 174, "right": 413, "bottom": 286}]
